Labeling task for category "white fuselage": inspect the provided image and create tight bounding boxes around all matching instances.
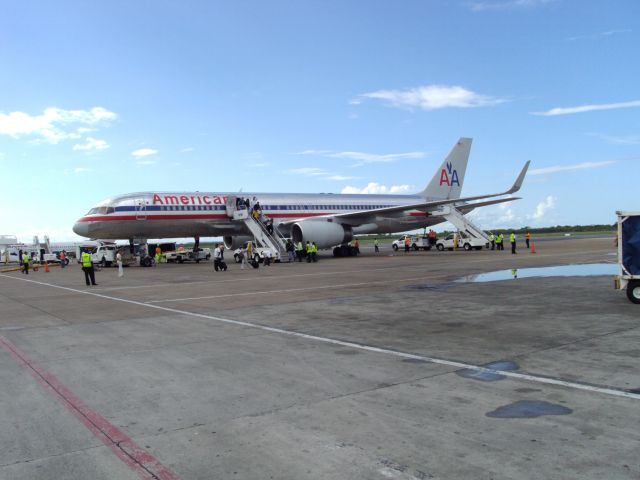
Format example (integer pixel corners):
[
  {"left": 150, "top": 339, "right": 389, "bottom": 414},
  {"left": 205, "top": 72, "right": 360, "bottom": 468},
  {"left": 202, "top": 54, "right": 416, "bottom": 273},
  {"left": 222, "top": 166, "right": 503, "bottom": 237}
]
[{"left": 73, "top": 191, "right": 443, "bottom": 240}]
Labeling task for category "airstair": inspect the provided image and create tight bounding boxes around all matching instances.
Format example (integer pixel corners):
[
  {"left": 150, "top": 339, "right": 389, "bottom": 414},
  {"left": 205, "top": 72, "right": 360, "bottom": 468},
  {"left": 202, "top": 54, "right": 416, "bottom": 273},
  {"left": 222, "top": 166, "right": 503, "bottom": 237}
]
[
  {"left": 441, "top": 205, "right": 490, "bottom": 242},
  {"left": 225, "top": 196, "right": 288, "bottom": 259}
]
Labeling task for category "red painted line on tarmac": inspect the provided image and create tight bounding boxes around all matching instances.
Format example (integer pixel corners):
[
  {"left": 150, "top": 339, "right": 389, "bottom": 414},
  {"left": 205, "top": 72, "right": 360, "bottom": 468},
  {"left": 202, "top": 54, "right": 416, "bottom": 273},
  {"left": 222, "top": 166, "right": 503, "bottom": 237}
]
[{"left": 0, "top": 335, "right": 181, "bottom": 480}]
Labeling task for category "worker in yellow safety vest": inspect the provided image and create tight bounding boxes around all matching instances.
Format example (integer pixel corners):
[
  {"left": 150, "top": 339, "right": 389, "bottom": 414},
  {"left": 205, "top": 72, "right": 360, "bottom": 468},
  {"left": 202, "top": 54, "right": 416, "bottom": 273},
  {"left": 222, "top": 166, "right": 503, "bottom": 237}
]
[
  {"left": 510, "top": 232, "right": 517, "bottom": 255},
  {"left": 22, "top": 252, "right": 30, "bottom": 275},
  {"left": 81, "top": 250, "right": 98, "bottom": 286}
]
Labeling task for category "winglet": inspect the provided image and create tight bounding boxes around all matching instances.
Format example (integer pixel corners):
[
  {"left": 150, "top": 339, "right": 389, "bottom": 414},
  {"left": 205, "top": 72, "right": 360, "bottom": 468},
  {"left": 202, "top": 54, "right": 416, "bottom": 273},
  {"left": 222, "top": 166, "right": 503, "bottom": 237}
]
[{"left": 505, "top": 160, "right": 530, "bottom": 194}]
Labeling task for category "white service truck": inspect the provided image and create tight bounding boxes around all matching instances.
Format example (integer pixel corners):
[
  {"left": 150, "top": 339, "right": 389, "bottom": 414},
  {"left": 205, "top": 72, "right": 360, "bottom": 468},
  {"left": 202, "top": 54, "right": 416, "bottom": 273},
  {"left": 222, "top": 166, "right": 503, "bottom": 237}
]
[
  {"left": 76, "top": 242, "right": 117, "bottom": 267},
  {"left": 436, "top": 232, "right": 489, "bottom": 251},
  {"left": 392, "top": 236, "right": 432, "bottom": 251},
  {"left": 614, "top": 211, "right": 640, "bottom": 304}
]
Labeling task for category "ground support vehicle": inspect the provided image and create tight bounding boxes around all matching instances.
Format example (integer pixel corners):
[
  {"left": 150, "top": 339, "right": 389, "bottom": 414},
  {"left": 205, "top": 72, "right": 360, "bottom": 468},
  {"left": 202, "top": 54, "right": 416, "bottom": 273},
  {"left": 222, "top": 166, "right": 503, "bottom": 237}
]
[
  {"left": 436, "top": 232, "right": 489, "bottom": 251},
  {"left": 392, "top": 236, "right": 432, "bottom": 251},
  {"left": 76, "top": 242, "right": 118, "bottom": 267},
  {"left": 165, "top": 248, "right": 211, "bottom": 264},
  {"left": 614, "top": 211, "right": 640, "bottom": 304}
]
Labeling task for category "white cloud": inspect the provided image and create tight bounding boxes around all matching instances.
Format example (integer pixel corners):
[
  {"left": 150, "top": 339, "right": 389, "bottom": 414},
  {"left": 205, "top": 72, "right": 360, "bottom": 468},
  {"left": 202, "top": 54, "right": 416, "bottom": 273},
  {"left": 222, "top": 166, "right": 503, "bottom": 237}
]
[
  {"left": 566, "top": 29, "right": 632, "bottom": 41},
  {"left": 249, "top": 162, "right": 271, "bottom": 168},
  {"left": 354, "top": 85, "right": 506, "bottom": 110},
  {"left": 594, "top": 134, "right": 640, "bottom": 145},
  {"left": 0, "top": 107, "right": 116, "bottom": 143},
  {"left": 136, "top": 159, "right": 157, "bottom": 166},
  {"left": 532, "top": 100, "right": 640, "bottom": 116},
  {"left": 325, "top": 175, "right": 359, "bottom": 181},
  {"left": 286, "top": 167, "right": 327, "bottom": 177},
  {"left": 180, "top": 147, "right": 194, "bottom": 153},
  {"left": 329, "top": 151, "right": 425, "bottom": 163},
  {"left": 131, "top": 148, "right": 158, "bottom": 158},
  {"left": 341, "top": 183, "right": 413, "bottom": 194},
  {"left": 297, "top": 149, "right": 334, "bottom": 155},
  {"left": 73, "top": 137, "right": 109, "bottom": 151},
  {"left": 529, "top": 161, "right": 615, "bottom": 176},
  {"left": 468, "top": 0, "right": 555, "bottom": 12},
  {"left": 531, "top": 195, "right": 555, "bottom": 220},
  {"left": 74, "top": 167, "right": 90, "bottom": 173}
]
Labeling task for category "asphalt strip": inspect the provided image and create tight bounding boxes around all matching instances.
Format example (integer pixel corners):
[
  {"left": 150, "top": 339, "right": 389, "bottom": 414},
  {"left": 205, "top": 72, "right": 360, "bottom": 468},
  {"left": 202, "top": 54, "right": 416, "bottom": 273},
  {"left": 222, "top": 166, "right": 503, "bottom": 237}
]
[{"left": 1, "top": 273, "right": 638, "bottom": 401}]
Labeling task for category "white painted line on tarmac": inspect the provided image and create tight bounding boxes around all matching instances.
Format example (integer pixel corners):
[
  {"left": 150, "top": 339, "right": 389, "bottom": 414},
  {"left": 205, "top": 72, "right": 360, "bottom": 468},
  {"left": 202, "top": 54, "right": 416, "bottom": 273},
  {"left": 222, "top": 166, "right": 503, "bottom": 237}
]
[
  {"left": 2, "top": 273, "right": 637, "bottom": 401},
  {"left": 146, "top": 275, "right": 436, "bottom": 303}
]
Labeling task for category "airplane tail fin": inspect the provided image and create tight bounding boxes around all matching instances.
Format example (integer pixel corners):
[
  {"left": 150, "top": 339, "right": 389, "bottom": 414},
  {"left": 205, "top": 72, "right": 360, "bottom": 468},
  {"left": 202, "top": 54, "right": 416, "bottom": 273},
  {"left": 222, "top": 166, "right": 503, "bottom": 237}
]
[{"left": 418, "top": 137, "right": 472, "bottom": 200}]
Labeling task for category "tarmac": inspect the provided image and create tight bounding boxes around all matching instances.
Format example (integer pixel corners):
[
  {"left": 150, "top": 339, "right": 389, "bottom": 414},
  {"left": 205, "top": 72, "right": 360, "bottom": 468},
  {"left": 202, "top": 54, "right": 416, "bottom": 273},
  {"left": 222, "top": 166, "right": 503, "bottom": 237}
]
[{"left": 0, "top": 236, "right": 638, "bottom": 480}]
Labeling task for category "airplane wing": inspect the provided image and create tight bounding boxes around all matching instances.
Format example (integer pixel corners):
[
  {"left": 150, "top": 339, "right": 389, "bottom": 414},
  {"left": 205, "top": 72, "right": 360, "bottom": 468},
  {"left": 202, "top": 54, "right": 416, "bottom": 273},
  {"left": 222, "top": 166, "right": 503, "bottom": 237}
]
[{"left": 279, "top": 161, "right": 530, "bottom": 226}]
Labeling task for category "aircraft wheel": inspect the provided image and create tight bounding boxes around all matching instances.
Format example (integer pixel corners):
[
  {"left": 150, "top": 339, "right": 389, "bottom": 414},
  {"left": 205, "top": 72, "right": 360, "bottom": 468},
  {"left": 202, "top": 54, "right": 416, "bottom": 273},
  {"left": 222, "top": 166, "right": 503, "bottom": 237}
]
[
  {"left": 436, "top": 244, "right": 444, "bottom": 251},
  {"left": 627, "top": 280, "right": 640, "bottom": 304}
]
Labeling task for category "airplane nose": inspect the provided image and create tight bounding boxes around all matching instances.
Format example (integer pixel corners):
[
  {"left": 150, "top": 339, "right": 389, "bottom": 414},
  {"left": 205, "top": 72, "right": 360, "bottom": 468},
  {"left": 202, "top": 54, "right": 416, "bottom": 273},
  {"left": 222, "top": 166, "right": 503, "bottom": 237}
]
[{"left": 73, "top": 222, "right": 89, "bottom": 237}]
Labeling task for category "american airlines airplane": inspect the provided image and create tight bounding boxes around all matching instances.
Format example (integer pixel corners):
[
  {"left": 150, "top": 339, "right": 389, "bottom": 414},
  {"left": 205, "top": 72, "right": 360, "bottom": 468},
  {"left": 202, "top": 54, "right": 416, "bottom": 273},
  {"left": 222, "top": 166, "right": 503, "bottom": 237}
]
[{"left": 73, "top": 138, "right": 529, "bottom": 251}]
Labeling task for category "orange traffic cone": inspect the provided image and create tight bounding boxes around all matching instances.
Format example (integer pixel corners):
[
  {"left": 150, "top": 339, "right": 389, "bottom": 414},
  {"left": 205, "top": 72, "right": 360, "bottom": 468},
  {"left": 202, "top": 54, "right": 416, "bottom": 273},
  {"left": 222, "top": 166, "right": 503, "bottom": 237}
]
[
  {"left": 44, "top": 261, "right": 50, "bottom": 272},
  {"left": 531, "top": 240, "right": 536, "bottom": 254}
]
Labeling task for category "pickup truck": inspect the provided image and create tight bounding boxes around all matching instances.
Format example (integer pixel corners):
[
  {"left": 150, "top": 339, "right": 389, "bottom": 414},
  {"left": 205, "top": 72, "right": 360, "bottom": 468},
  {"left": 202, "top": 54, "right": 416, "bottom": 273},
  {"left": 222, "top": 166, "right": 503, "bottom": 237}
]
[
  {"left": 436, "top": 232, "right": 489, "bottom": 251},
  {"left": 392, "top": 236, "right": 432, "bottom": 251},
  {"left": 165, "top": 248, "right": 211, "bottom": 264},
  {"left": 233, "top": 242, "right": 278, "bottom": 263}
]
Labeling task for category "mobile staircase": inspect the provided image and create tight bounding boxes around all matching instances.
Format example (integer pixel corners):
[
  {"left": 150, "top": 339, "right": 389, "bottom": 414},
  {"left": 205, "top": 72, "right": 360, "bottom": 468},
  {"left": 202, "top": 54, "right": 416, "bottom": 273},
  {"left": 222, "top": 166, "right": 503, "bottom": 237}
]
[
  {"left": 440, "top": 205, "right": 490, "bottom": 244},
  {"left": 225, "top": 196, "right": 288, "bottom": 260}
]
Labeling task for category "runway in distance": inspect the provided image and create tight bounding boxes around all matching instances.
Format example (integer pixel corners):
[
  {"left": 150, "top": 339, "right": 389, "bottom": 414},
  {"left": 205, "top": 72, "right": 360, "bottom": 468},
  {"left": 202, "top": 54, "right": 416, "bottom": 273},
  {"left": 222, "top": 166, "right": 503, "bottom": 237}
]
[{"left": 73, "top": 138, "right": 530, "bottom": 251}]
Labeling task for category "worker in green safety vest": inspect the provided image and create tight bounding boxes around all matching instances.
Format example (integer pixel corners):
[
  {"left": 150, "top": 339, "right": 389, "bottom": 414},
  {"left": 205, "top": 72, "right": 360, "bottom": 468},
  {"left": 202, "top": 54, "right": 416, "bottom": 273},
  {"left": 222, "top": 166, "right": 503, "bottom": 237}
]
[
  {"left": 510, "top": 232, "right": 517, "bottom": 255},
  {"left": 81, "top": 250, "right": 98, "bottom": 286},
  {"left": 22, "top": 253, "right": 30, "bottom": 275}
]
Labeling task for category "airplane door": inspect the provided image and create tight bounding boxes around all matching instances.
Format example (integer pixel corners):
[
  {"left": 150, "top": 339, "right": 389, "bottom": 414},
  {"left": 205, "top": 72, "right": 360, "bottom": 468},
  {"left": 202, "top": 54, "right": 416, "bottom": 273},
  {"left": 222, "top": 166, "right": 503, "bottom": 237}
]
[
  {"left": 135, "top": 198, "right": 147, "bottom": 220},
  {"left": 225, "top": 195, "right": 237, "bottom": 218}
]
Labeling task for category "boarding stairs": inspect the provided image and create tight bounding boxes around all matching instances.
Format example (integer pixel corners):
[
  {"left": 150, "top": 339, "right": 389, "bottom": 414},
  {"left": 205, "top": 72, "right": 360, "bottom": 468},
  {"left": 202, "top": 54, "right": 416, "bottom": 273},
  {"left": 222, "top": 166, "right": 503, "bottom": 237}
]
[
  {"left": 441, "top": 205, "right": 490, "bottom": 243},
  {"left": 225, "top": 196, "right": 288, "bottom": 259}
]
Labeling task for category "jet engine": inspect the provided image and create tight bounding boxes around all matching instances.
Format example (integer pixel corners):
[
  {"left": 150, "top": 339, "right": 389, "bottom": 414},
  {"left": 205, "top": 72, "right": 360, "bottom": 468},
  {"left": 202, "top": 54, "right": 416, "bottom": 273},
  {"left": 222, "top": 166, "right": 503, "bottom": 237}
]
[
  {"left": 291, "top": 221, "right": 353, "bottom": 249},
  {"left": 223, "top": 235, "right": 252, "bottom": 250}
]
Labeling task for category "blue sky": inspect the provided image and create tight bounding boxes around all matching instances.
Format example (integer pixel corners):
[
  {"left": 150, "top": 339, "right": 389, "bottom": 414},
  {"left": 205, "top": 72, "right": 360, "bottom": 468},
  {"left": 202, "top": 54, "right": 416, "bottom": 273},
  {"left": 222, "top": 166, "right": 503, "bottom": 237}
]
[{"left": 1, "top": 0, "right": 638, "bottom": 242}]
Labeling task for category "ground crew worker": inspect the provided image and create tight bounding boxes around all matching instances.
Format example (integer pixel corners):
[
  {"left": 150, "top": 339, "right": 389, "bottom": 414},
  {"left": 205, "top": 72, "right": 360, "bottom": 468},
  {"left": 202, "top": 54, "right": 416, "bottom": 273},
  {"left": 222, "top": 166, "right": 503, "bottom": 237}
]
[
  {"left": 155, "top": 245, "right": 162, "bottom": 265},
  {"left": 510, "top": 232, "right": 517, "bottom": 254},
  {"left": 374, "top": 238, "right": 379, "bottom": 253},
  {"left": 246, "top": 241, "right": 253, "bottom": 261},
  {"left": 496, "top": 233, "right": 503, "bottom": 250},
  {"left": 306, "top": 241, "right": 313, "bottom": 263},
  {"left": 525, "top": 231, "right": 531, "bottom": 249},
  {"left": 81, "top": 250, "right": 97, "bottom": 285},
  {"left": 213, "top": 245, "right": 227, "bottom": 271},
  {"left": 404, "top": 236, "right": 410, "bottom": 253},
  {"left": 311, "top": 242, "right": 318, "bottom": 262},
  {"left": 354, "top": 239, "right": 360, "bottom": 255},
  {"left": 296, "top": 240, "right": 304, "bottom": 262},
  {"left": 22, "top": 252, "right": 30, "bottom": 274},
  {"left": 59, "top": 250, "right": 66, "bottom": 269},
  {"left": 489, "top": 233, "right": 495, "bottom": 250}
]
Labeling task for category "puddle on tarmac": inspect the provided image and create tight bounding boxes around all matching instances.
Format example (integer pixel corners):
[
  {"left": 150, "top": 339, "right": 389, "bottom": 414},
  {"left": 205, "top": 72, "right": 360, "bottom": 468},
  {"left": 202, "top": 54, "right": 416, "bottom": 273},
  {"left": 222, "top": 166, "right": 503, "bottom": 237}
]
[
  {"left": 486, "top": 400, "right": 572, "bottom": 418},
  {"left": 404, "top": 283, "right": 452, "bottom": 291},
  {"left": 456, "top": 360, "right": 519, "bottom": 382},
  {"left": 456, "top": 263, "right": 617, "bottom": 283}
]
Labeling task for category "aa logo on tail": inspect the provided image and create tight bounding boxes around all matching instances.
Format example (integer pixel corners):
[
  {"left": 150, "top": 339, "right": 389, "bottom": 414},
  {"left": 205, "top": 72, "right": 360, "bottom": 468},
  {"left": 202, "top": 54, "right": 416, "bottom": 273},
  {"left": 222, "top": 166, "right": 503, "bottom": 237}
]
[{"left": 439, "top": 162, "right": 460, "bottom": 187}]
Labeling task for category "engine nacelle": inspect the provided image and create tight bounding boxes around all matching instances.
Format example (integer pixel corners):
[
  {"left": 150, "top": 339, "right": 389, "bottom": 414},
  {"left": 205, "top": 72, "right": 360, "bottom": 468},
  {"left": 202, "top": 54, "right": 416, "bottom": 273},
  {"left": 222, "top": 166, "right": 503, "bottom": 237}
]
[
  {"left": 291, "top": 221, "right": 352, "bottom": 249},
  {"left": 223, "top": 235, "right": 252, "bottom": 250}
]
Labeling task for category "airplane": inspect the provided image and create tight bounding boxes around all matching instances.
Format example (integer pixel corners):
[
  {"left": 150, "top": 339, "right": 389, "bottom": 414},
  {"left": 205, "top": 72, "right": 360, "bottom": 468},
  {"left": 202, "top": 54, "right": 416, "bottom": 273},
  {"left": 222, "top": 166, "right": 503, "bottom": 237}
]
[{"left": 73, "top": 138, "right": 530, "bottom": 254}]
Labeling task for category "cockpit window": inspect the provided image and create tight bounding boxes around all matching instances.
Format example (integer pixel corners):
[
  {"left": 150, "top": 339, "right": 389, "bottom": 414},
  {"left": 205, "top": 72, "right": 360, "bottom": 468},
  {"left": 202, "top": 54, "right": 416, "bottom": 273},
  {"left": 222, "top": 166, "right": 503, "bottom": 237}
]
[{"left": 86, "top": 207, "right": 114, "bottom": 215}]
